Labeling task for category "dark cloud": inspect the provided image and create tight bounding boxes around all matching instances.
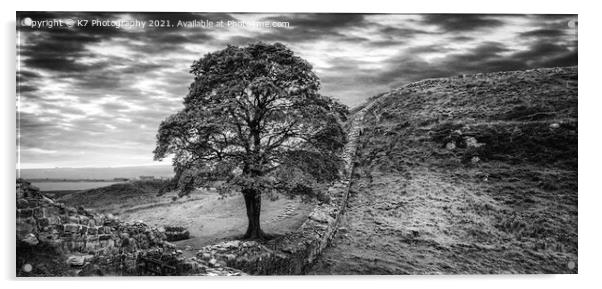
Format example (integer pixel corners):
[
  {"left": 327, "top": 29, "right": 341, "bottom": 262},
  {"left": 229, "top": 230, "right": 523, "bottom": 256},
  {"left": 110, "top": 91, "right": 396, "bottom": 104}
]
[
  {"left": 379, "top": 41, "right": 512, "bottom": 83},
  {"left": 379, "top": 26, "right": 433, "bottom": 37},
  {"left": 373, "top": 55, "right": 445, "bottom": 86},
  {"left": 17, "top": 112, "right": 54, "bottom": 130},
  {"left": 20, "top": 32, "right": 105, "bottom": 72},
  {"left": 528, "top": 14, "right": 577, "bottom": 32},
  {"left": 520, "top": 28, "right": 566, "bottom": 38},
  {"left": 17, "top": 85, "right": 38, "bottom": 93},
  {"left": 422, "top": 14, "right": 504, "bottom": 32},
  {"left": 512, "top": 41, "right": 577, "bottom": 67},
  {"left": 405, "top": 44, "right": 453, "bottom": 55},
  {"left": 17, "top": 70, "right": 41, "bottom": 81},
  {"left": 450, "top": 36, "right": 474, "bottom": 42},
  {"left": 530, "top": 14, "right": 576, "bottom": 20},
  {"left": 17, "top": 12, "right": 219, "bottom": 73},
  {"left": 513, "top": 42, "right": 569, "bottom": 59},
  {"left": 372, "top": 39, "right": 576, "bottom": 88},
  {"left": 538, "top": 50, "right": 577, "bottom": 68},
  {"left": 72, "top": 72, "right": 124, "bottom": 91},
  {"left": 363, "top": 25, "right": 434, "bottom": 47}
]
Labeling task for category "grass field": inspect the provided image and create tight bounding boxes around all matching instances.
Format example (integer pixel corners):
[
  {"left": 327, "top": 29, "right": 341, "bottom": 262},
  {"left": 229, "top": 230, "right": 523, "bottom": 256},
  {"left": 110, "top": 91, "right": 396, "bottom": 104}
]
[{"left": 55, "top": 180, "right": 315, "bottom": 252}]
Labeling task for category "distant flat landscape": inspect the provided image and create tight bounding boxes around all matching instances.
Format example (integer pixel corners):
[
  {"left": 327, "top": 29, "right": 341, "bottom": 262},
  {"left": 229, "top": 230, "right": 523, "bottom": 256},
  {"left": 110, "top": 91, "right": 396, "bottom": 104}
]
[
  {"left": 30, "top": 181, "right": 125, "bottom": 192},
  {"left": 18, "top": 165, "right": 174, "bottom": 181}
]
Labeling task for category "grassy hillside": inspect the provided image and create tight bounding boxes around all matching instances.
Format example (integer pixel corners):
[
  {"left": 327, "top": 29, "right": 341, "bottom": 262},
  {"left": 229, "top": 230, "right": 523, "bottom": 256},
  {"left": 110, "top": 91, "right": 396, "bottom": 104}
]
[
  {"left": 58, "top": 180, "right": 171, "bottom": 212},
  {"left": 312, "top": 67, "right": 577, "bottom": 274},
  {"left": 364, "top": 66, "right": 577, "bottom": 171}
]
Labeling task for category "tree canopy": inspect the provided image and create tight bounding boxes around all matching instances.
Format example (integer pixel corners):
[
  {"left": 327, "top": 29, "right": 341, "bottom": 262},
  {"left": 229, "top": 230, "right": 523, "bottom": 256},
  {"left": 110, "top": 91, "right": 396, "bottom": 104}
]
[{"left": 153, "top": 42, "right": 348, "bottom": 239}]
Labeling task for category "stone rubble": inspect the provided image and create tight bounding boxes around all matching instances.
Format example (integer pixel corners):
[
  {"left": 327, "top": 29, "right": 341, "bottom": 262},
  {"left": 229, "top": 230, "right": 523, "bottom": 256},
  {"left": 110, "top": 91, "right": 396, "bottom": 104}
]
[{"left": 16, "top": 179, "right": 245, "bottom": 276}]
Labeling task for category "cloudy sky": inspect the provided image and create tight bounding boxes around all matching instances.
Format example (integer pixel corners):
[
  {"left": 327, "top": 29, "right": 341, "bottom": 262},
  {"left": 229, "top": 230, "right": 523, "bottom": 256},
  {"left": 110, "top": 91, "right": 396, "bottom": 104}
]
[{"left": 16, "top": 12, "right": 577, "bottom": 169}]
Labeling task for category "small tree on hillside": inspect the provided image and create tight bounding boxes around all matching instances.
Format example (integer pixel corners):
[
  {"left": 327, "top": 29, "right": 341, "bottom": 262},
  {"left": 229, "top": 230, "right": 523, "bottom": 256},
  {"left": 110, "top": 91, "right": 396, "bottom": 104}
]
[{"left": 153, "top": 42, "right": 348, "bottom": 240}]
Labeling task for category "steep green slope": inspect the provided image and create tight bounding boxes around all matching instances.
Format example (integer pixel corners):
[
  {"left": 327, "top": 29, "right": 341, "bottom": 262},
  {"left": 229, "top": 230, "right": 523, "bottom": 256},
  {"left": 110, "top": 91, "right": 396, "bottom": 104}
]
[{"left": 311, "top": 67, "right": 577, "bottom": 274}]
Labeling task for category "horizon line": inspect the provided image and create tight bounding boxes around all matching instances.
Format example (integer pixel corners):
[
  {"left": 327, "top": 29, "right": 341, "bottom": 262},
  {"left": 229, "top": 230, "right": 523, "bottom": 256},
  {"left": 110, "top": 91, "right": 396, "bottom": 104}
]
[{"left": 17, "top": 163, "right": 173, "bottom": 170}]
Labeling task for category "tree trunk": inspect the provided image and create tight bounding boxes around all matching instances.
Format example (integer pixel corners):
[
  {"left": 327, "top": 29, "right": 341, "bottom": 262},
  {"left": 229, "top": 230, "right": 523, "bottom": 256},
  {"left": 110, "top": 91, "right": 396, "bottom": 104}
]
[{"left": 242, "top": 188, "right": 266, "bottom": 240}]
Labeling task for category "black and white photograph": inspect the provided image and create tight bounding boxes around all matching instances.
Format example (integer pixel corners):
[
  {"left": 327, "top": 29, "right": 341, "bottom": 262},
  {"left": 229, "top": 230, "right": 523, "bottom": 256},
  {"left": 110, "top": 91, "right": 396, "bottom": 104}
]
[{"left": 14, "top": 10, "right": 579, "bottom": 277}]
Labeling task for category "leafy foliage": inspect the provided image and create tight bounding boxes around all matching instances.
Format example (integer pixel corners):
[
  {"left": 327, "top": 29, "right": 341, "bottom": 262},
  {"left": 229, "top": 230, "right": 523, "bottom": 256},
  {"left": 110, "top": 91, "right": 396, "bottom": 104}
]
[{"left": 154, "top": 42, "right": 348, "bottom": 197}]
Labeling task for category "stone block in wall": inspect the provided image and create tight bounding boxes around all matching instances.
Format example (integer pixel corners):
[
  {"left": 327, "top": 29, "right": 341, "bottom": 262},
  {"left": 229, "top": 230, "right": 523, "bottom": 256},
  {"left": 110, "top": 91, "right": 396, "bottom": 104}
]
[
  {"left": 45, "top": 206, "right": 60, "bottom": 216},
  {"left": 102, "top": 226, "right": 112, "bottom": 234},
  {"left": 38, "top": 229, "right": 59, "bottom": 241},
  {"left": 27, "top": 199, "right": 40, "bottom": 209},
  {"left": 33, "top": 207, "right": 45, "bottom": 218},
  {"left": 17, "top": 208, "right": 33, "bottom": 218},
  {"left": 73, "top": 240, "right": 85, "bottom": 251},
  {"left": 64, "top": 223, "right": 79, "bottom": 234},
  {"left": 68, "top": 216, "right": 79, "bottom": 224},
  {"left": 66, "top": 207, "right": 77, "bottom": 216},
  {"left": 37, "top": 217, "right": 50, "bottom": 228},
  {"left": 47, "top": 216, "right": 61, "bottom": 225},
  {"left": 16, "top": 218, "right": 36, "bottom": 239},
  {"left": 98, "top": 234, "right": 111, "bottom": 241},
  {"left": 79, "top": 216, "right": 90, "bottom": 226},
  {"left": 17, "top": 199, "right": 29, "bottom": 209},
  {"left": 85, "top": 241, "right": 98, "bottom": 252}
]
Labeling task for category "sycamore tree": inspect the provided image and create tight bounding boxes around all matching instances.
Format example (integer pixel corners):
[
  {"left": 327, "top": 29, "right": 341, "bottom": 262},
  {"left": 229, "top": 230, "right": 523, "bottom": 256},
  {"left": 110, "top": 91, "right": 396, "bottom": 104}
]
[{"left": 153, "top": 42, "right": 348, "bottom": 240}]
